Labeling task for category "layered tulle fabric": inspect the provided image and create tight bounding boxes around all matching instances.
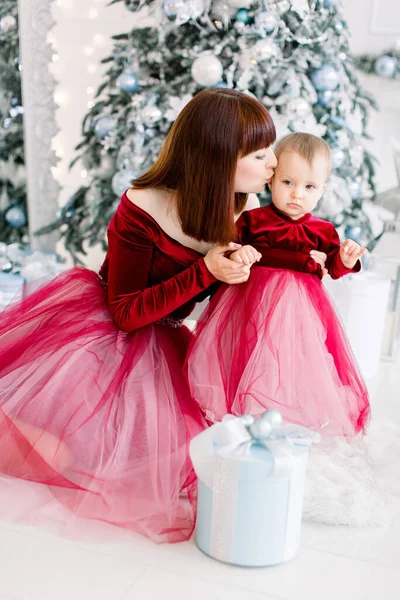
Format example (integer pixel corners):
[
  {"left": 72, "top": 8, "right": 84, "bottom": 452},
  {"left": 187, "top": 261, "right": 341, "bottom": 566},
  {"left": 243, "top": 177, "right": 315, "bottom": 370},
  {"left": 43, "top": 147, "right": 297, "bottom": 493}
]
[
  {"left": 0, "top": 267, "right": 207, "bottom": 543},
  {"left": 187, "top": 267, "right": 370, "bottom": 438}
]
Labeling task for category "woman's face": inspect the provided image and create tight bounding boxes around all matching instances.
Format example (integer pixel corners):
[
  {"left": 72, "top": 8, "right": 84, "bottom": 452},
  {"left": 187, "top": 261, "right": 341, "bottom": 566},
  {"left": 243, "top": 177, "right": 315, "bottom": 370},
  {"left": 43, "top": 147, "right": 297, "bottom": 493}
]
[{"left": 234, "top": 147, "right": 278, "bottom": 193}]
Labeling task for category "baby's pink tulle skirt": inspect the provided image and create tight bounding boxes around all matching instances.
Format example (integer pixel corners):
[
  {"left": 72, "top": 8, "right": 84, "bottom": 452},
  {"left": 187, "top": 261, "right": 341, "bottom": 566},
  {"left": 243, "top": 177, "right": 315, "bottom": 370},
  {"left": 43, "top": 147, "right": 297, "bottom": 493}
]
[
  {"left": 0, "top": 267, "right": 206, "bottom": 543},
  {"left": 187, "top": 267, "right": 370, "bottom": 438}
]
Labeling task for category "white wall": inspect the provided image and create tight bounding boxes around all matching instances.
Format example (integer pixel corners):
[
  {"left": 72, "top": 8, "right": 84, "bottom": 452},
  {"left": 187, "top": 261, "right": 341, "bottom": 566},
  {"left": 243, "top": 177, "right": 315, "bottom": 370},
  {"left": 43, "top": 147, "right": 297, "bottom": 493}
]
[
  {"left": 342, "top": 0, "right": 400, "bottom": 194},
  {"left": 50, "top": 0, "right": 400, "bottom": 269}
]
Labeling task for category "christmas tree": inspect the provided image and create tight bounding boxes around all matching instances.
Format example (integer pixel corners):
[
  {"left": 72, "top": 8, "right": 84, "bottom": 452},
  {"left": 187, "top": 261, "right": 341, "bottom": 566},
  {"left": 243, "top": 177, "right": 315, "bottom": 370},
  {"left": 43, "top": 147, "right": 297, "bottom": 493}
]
[
  {"left": 0, "top": 0, "right": 27, "bottom": 246},
  {"left": 42, "top": 0, "right": 379, "bottom": 263}
]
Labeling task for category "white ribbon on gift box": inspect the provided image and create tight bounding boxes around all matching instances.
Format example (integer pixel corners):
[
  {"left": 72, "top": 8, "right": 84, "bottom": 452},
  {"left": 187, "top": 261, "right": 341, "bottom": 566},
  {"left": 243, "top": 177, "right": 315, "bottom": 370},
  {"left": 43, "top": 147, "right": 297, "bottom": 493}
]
[{"left": 190, "top": 416, "right": 320, "bottom": 564}]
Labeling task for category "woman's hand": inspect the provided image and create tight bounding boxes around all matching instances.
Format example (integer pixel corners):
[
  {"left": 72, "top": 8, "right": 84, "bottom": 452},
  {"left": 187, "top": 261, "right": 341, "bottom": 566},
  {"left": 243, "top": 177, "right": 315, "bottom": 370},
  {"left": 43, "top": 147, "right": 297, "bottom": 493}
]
[
  {"left": 204, "top": 243, "right": 252, "bottom": 284},
  {"left": 310, "top": 250, "right": 328, "bottom": 277}
]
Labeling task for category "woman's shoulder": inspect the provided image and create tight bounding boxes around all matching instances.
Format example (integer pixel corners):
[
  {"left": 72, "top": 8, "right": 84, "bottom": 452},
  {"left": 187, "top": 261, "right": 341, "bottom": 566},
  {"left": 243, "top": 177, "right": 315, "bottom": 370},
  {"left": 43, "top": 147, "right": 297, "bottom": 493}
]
[
  {"left": 110, "top": 188, "right": 163, "bottom": 244},
  {"left": 119, "top": 187, "right": 163, "bottom": 226},
  {"left": 125, "top": 187, "right": 163, "bottom": 213}
]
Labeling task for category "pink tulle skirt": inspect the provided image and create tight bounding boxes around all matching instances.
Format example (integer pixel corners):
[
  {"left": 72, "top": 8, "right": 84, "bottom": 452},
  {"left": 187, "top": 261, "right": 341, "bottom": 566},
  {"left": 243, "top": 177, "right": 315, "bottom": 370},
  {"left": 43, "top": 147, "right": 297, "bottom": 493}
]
[
  {"left": 187, "top": 267, "right": 370, "bottom": 438},
  {"left": 0, "top": 268, "right": 207, "bottom": 543}
]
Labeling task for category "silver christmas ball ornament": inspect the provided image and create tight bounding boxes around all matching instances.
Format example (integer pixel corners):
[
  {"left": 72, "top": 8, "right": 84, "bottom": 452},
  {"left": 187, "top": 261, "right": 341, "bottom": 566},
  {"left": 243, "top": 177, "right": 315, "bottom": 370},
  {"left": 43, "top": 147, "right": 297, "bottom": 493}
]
[
  {"left": 261, "top": 409, "right": 283, "bottom": 428},
  {"left": 375, "top": 55, "right": 397, "bottom": 79},
  {"left": 254, "top": 11, "right": 278, "bottom": 33},
  {"left": 116, "top": 70, "right": 140, "bottom": 94},
  {"left": 163, "top": 0, "right": 205, "bottom": 24},
  {"left": 311, "top": 64, "right": 340, "bottom": 91},
  {"left": 5, "top": 205, "right": 27, "bottom": 228},
  {"left": 94, "top": 115, "right": 117, "bottom": 140},
  {"left": 249, "top": 419, "right": 273, "bottom": 440}
]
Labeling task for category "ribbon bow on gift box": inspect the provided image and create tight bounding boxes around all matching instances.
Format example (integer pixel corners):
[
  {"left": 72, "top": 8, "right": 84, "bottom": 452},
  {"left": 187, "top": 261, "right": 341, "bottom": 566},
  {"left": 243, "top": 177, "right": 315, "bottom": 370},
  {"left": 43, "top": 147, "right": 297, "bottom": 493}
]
[{"left": 190, "top": 410, "right": 320, "bottom": 487}]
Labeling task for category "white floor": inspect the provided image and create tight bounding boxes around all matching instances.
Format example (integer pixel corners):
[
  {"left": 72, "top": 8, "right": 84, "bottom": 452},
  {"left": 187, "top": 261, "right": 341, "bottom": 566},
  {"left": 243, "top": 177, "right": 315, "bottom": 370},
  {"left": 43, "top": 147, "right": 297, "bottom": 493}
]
[{"left": 0, "top": 359, "right": 399, "bottom": 600}]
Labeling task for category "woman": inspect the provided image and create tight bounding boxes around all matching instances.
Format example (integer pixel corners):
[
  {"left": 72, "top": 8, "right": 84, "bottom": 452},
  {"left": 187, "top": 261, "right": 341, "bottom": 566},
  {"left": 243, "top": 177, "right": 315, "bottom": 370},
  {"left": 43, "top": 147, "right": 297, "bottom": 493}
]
[{"left": 0, "top": 88, "right": 327, "bottom": 543}]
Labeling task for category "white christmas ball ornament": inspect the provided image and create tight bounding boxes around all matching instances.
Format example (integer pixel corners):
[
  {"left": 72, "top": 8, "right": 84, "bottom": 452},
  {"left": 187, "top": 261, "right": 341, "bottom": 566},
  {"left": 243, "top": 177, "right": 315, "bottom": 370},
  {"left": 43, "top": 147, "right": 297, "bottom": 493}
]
[
  {"left": 288, "top": 98, "right": 312, "bottom": 119},
  {"left": 191, "top": 54, "right": 223, "bottom": 86},
  {"left": 142, "top": 105, "right": 162, "bottom": 128},
  {"left": 0, "top": 14, "right": 17, "bottom": 32},
  {"left": 252, "top": 39, "right": 278, "bottom": 62},
  {"left": 227, "top": 0, "right": 252, "bottom": 8}
]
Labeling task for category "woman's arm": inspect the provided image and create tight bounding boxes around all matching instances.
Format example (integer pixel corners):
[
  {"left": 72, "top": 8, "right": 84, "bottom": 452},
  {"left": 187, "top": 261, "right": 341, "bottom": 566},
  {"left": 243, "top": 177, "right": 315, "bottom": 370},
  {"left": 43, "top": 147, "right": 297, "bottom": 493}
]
[
  {"left": 106, "top": 219, "right": 217, "bottom": 332},
  {"left": 106, "top": 216, "right": 251, "bottom": 332}
]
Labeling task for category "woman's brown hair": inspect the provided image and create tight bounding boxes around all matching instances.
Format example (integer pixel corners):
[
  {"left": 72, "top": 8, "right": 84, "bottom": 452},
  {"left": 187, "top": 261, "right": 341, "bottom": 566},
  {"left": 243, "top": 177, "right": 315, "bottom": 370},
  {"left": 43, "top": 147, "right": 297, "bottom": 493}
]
[{"left": 132, "top": 88, "right": 276, "bottom": 244}]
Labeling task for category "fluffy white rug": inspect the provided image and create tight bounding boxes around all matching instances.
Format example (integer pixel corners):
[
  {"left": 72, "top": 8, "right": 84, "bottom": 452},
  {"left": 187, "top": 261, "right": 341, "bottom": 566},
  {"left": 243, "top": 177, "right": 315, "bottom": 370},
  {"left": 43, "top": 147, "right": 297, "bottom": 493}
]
[{"left": 303, "top": 418, "right": 400, "bottom": 527}]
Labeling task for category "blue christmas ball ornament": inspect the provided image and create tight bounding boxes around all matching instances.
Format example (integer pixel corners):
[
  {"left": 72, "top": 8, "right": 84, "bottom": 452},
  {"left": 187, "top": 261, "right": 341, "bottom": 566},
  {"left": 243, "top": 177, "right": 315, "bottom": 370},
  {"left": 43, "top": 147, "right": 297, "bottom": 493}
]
[
  {"left": 344, "top": 224, "right": 363, "bottom": 243},
  {"left": 261, "top": 409, "right": 283, "bottom": 429},
  {"left": 116, "top": 70, "right": 140, "bottom": 94},
  {"left": 311, "top": 64, "right": 340, "bottom": 91},
  {"left": 94, "top": 115, "right": 117, "bottom": 140},
  {"left": 318, "top": 90, "right": 334, "bottom": 106},
  {"left": 236, "top": 9, "right": 250, "bottom": 24},
  {"left": 249, "top": 419, "right": 272, "bottom": 441},
  {"left": 375, "top": 55, "right": 397, "bottom": 79},
  {"left": 5, "top": 205, "right": 27, "bottom": 228},
  {"left": 323, "top": 0, "right": 338, "bottom": 7}
]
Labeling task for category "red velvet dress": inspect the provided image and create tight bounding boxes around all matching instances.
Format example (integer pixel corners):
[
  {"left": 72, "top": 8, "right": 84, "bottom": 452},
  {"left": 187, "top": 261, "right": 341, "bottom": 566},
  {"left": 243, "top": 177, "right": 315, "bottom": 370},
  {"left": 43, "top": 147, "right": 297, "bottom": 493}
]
[
  {"left": 187, "top": 204, "right": 370, "bottom": 438},
  {"left": 0, "top": 191, "right": 216, "bottom": 543}
]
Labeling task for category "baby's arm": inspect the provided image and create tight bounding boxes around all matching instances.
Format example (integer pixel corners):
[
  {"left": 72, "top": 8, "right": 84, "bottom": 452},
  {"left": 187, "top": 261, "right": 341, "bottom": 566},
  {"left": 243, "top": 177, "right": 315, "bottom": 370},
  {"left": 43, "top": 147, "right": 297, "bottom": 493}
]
[
  {"left": 325, "top": 227, "right": 366, "bottom": 279},
  {"left": 339, "top": 239, "right": 368, "bottom": 269},
  {"left": 231, "top": 210, "right": 261, "bottom": 265}
]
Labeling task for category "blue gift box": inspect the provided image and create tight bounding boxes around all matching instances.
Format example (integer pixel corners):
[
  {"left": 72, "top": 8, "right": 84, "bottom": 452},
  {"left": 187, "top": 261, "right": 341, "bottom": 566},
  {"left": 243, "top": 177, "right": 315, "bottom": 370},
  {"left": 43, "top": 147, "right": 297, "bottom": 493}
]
[
  {"left": 0, "top": 272, "right": 24, "bottom": 310},
  {"left": 190, "top": 413, "right": 319, "bottom": 567}
]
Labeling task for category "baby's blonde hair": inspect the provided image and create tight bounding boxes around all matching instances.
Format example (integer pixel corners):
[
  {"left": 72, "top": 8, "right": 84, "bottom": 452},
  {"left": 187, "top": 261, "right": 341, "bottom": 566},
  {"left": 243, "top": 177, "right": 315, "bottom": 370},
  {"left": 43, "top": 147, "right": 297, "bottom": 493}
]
[{"left": 274, "top": 133, "right": 332, "bottom": 177}]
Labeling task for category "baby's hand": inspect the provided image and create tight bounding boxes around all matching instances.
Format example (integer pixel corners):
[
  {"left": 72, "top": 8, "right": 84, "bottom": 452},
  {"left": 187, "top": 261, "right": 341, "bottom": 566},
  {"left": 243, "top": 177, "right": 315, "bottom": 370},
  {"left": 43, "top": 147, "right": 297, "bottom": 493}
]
[
  {"left": 230, "top": 245, "right": 262, "bottom": 265},
  {"left": 340, "top": 239, "right": 368, "bottom": 269}
]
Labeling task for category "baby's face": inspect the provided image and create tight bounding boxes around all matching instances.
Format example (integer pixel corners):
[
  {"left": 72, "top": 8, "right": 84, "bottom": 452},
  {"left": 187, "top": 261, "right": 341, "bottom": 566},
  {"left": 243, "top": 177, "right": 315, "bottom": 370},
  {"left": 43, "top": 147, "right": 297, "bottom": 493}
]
[{"left": 270, "top": 150, "right": 328, "bottom": 219}]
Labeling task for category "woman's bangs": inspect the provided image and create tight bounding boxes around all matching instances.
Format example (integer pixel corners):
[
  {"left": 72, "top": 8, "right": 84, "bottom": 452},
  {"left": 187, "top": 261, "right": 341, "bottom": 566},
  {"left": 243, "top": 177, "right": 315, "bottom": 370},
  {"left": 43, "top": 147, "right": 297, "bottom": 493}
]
[{"left": 240, "top": 104, "right": 276, "bottom": 156}]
